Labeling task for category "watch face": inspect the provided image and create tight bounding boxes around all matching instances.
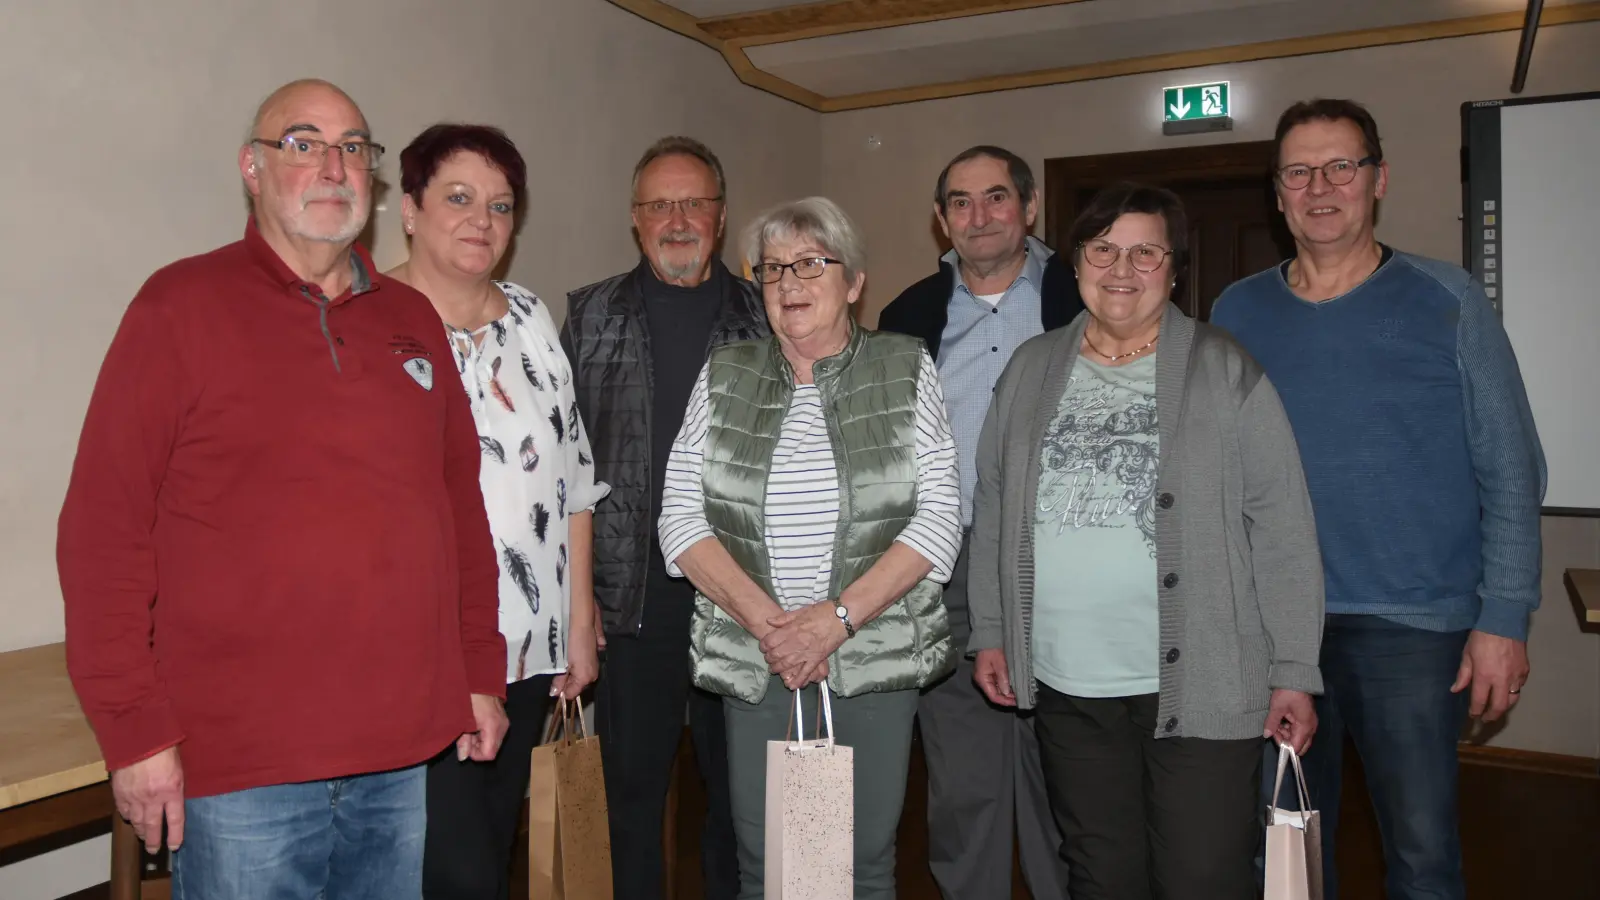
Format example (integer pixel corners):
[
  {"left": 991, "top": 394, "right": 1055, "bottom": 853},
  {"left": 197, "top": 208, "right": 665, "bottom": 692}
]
[{"left": 835, "top": 606, "right": 847, "bottom": 618}]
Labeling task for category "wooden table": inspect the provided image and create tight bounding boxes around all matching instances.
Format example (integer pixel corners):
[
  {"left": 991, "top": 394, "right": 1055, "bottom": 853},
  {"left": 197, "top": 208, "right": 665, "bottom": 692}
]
[
  {"left": 1566, "top": 568, "right": 1600, "bottom": 625},
  {"left": 0, "top": 642, "right": 144, "bottom": 899}
]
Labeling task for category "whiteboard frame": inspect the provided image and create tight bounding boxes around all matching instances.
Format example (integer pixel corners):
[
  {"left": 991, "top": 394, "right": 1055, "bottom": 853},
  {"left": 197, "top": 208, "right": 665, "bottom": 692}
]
[{"left": 1461, "top": 90, "right": 1600, "bottom": 518}]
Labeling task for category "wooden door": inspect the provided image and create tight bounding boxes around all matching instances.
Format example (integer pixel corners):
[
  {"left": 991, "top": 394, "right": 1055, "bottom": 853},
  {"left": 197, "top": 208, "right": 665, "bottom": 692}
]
[{"left": 1044, "top": 142, "right": 1295, "bottom": 321}]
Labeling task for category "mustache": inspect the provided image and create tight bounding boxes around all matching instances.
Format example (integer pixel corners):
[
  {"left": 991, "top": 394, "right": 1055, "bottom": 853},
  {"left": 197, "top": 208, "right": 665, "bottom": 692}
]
[
  {"left": 301, "top": 185, "right": 357, "bottom": 208},
  {"left": 658, "top": 229, "right": 700, "bottom": 247}
]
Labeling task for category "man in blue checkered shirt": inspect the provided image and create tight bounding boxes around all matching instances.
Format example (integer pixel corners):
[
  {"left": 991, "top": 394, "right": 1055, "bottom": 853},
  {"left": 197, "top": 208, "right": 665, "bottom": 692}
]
[{"left": 878, "top": 146, "right": 1084, "bottom": 900}]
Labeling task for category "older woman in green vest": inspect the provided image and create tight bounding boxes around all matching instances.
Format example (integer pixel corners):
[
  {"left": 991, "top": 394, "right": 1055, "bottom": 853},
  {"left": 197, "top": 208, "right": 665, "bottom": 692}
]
[{"left": 658, "top": 196, "right": 963, "bottom": 899}]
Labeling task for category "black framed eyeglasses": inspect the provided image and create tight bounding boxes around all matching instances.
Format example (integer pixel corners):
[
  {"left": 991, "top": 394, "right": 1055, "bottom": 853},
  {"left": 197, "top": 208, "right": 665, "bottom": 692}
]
[
  {"left": 1076, "top": 240, "right": 1172, "bottom": 273},
  {"left": 1275, "top": 155, "right": 1378, "bottom": 190},
  {"left": 751, "top": 257, "right": 843, "bottom": 284},
  {"left": 250, "top": 136, "right": 385, "bottom": 171}
]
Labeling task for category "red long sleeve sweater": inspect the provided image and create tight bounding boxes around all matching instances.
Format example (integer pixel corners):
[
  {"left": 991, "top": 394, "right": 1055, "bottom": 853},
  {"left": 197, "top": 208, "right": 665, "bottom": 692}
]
[{"left": 57, "top": 220, "right": 506, "bottom": 798}]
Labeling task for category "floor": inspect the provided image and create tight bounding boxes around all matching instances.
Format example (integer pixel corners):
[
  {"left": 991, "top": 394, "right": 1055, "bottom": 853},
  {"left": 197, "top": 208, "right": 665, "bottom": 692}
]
[{"left": 511, "top": 728, "right": 1599, "bottom": 900}]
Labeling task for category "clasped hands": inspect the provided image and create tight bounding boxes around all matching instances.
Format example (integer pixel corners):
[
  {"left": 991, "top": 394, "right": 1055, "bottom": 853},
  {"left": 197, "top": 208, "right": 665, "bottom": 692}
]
[{"left": 759, "top": 600, "right": 849, "bottom": 690}]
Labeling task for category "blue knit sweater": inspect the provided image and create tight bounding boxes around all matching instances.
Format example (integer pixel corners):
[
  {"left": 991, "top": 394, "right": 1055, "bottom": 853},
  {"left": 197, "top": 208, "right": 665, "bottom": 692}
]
[{"left": 1211, "top": 248, "right": 1546, "bottom": 640}]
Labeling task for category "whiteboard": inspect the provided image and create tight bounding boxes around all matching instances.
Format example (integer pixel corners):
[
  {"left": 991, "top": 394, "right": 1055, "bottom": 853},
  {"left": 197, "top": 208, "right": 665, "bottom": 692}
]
[{"left": 1463, "top": 92, "right": 1600, "bottom": 514}]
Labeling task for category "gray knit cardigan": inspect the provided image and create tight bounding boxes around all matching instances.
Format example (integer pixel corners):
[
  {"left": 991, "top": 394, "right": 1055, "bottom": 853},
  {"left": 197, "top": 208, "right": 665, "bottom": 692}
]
[{"left": 967, "top": 303, "right": 1325, "bottom": 740}]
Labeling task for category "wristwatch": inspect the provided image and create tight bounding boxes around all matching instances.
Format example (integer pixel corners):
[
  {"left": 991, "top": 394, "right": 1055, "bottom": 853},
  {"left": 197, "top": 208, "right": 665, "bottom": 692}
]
[{"left": 832, "top": 599, "right": 856, "bottom": 639}]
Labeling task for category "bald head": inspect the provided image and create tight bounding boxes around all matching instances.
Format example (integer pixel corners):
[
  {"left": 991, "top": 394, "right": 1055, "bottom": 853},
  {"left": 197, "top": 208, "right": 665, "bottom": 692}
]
[{"left": 249, "top": 79, "right": 366, "bottom": 144}]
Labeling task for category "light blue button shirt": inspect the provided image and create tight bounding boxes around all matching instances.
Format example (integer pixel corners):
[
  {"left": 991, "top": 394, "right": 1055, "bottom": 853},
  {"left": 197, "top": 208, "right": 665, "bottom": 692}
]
[{"left": 936, "top": 236, "right": 1050, "bottom": 525}]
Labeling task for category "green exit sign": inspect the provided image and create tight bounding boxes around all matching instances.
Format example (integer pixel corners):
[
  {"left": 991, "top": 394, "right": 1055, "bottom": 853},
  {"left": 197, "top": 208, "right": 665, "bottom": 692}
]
[
  {"left": 1165, "top": 82, "right": 1229, "bottom": 120},
  {"left": 1162, "top": 82, "right": 1232, "bottom": 135}
]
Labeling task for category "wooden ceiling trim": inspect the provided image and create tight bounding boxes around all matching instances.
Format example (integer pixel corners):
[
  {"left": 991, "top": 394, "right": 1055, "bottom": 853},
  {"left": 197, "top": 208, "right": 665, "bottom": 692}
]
[
  {"left": 604, "top": 0, "right": 826, "bottom": 106},
  {"left": 723, "top": 45, "right": 832, "bottom": 108},
  {"left": 817, "top": 2, "right": 1600, "bottom": 112},
  {"left": 605, "top": 0, "right": 721, "bottom": 51},
  {"left": 700, "top": 0, "right": 1091, "bottom": 47}
]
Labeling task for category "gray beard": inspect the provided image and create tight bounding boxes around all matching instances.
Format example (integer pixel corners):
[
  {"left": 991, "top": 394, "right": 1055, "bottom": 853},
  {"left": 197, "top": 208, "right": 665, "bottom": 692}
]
[
  {"left": 653, "top": 249, "right": 705, "bottom": 282},
  {"left": 294, "top": 210, "right": 368, "bottom": 244}
]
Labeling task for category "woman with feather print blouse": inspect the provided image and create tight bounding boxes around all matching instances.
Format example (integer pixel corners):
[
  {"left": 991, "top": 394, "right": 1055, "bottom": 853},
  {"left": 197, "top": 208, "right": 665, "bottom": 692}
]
[{"left": 388, "top": 124, "right": 609, "bottom": 900}]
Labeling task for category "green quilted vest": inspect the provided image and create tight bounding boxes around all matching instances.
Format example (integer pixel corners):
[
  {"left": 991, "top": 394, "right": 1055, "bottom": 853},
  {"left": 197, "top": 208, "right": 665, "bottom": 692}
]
[{"left": 689, "top": 325, "right": 955, "bottom": 704}]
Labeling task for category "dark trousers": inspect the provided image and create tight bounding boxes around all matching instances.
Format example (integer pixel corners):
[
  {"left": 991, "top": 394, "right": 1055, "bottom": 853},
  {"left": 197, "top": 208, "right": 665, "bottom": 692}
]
[
  {"left": 1284, "top": 615, "right": 1471, "bottom": 900},
  {"left": 423, "top": 674, "right": 555, "bottom": 900},
  {"left": 1035, "top": 688, "right": 1262, "bottom": 900},
  {"left": 918, "top": 534, "right": 1070, "bottom": 900},
  {"left": 596, "top": 589, "right": 738, "bottom": 900}
]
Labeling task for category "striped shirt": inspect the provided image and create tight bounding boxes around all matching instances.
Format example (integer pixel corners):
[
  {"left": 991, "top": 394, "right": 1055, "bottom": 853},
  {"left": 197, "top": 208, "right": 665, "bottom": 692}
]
[{"left": 659, "top": 348, "right": 963, "bottom": 610}]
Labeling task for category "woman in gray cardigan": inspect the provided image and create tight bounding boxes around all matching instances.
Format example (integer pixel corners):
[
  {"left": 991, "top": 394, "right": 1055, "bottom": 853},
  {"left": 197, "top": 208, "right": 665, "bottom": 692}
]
[{"left": 967, "top": 182, "right": 1325, "bottom": 900}]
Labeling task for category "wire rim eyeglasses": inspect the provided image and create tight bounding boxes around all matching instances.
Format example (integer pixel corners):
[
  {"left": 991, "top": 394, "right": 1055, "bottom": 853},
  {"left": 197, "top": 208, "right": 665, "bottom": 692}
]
[
  {"left": 250, "top": 136, "right": 385, "bottom": 171},
  {"left": 631, "top": 197, "right": 723, "bottom": 219},
  {"left": 1076, "top": 240, "right": 1173, "bottom": 273}
]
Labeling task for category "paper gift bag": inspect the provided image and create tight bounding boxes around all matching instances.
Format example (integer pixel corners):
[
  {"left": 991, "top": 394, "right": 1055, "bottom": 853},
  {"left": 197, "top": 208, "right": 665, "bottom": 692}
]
[
  {"left": 529, "top": 696, "right": 613, "bottom": 900},
  {"left": 1264, "top": 741, "right": 1324, "bottom": 900},
  {"left": 765, "top": 683, "right": 853, "bottom": 899}
]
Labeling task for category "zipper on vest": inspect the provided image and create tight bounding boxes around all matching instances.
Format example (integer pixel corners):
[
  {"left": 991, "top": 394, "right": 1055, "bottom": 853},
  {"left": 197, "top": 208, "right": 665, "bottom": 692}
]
[{"left": 299, "top": 285, "right": 343, "bottom": 373}]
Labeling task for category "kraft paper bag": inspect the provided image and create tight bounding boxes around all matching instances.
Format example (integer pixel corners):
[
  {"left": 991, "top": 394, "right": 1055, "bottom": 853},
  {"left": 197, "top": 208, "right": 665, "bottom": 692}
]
[
  {"left": 529, "top": 696, "right": 613, "bottom": 900},
  {"left": 764, "top": 684, "right": 853, "bottom": 899},
  {"left": 1264, "top": 741, "right": 1324, "bottom": 900}
]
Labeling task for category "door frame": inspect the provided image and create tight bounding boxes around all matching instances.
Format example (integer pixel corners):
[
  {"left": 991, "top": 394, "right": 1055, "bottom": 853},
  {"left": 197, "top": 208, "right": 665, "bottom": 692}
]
[{"left": 1043, "top": 141, "right": 1280, "bottom": 251}]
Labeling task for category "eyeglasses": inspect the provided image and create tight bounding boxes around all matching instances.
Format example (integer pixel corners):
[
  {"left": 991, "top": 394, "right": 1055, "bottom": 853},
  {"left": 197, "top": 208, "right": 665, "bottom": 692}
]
[
  {"left": 1275, "top": 155, "right": 1378, "bottom": 190},
  {"left": 1077, "top": 240, "right": 1172, "bottom": 273},
  {"left": 632, "top": 197, "right": 722, "bottom": 220},
  {"left": 251, "top": 136, "right": 385, "bottom": 171},
  {"left": 751, "top": 257, "right": 843, "bottom": 284}
]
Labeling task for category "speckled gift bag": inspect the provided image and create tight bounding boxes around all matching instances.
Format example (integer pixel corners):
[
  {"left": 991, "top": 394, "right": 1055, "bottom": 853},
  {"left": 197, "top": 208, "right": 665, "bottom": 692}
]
[
  {"left": 1265, "top": 742, "right": 1323, "bottom": 900},
  {"left": 530, "top": 697, "right": 614, "bottom": 900},
  {"left": 765, "top": 684, "right": 853, "bottom": 899}
]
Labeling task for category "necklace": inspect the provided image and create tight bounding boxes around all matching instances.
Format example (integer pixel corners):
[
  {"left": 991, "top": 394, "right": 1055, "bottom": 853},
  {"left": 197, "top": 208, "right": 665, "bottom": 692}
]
[{"left": 1083, "top": 327, "right": 1159, "bottom": 363}]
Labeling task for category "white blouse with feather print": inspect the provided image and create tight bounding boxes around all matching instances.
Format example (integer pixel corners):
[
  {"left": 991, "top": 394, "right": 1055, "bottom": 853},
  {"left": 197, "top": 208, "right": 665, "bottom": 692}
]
[{"left": 448, "top": 281, "right": 609, "bottom": 683}]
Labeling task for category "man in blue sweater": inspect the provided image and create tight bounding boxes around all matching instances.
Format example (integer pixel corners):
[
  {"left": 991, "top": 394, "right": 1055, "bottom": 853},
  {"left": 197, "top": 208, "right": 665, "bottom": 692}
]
[{"left": 1211, "top": 98, "right": 1545, "bottom": 900}]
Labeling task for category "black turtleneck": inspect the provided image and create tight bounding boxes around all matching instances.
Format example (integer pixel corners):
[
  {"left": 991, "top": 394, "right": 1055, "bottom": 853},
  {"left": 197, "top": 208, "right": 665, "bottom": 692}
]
[{"left": 641, "top": 262, "right": 725, "bottom": 611}]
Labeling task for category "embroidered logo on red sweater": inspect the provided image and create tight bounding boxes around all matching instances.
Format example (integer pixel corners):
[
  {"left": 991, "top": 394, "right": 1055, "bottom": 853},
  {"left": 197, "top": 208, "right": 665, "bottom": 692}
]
[{"left": 403, "top": 357, "right": 434, "bottom": 391}]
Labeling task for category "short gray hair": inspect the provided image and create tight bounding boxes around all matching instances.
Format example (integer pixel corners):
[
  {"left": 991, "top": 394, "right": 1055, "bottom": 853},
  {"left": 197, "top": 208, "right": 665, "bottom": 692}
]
[
  {"left": 631, "top": 136, "right": 726, "bottom": 201},
  {"left": 742, "top": 197, "right": 866, "bottom": 284}
]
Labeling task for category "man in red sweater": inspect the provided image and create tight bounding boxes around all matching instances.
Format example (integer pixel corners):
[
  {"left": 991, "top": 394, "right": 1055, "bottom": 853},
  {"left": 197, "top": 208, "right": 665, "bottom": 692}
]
[{"left": 56, "top": 78, "right": 508, "bottom": 900}]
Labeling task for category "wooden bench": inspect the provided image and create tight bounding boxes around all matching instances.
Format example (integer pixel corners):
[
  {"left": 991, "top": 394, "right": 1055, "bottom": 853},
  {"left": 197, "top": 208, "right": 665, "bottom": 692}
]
[{"left": 1566, "top": 568, "right": 1600, "bottom": 625}]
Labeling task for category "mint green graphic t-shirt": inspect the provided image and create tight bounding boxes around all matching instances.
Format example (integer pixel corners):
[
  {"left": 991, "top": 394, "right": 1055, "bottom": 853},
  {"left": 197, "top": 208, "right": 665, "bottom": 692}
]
[{"left": 1031, "top": 351, "right": 1161, "bottom": 698}]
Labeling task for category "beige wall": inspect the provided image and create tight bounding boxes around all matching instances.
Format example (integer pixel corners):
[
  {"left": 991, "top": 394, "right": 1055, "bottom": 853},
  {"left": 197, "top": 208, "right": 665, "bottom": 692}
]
[
  {"left": 0, "top": 0, "right": 820, "bottom": 656},
  {"left": 822, "top": 22, "right": 1600, "bottom": 758},
  {"left": 1, "top": 0, "right": 817, "bottom": 893}
]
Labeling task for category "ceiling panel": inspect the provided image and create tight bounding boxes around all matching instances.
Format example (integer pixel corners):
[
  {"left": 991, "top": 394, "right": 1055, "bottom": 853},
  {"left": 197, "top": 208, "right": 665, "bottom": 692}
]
[
  {"left": 662, "top": 0, "right": 799, "bottom": 17},
  {"left": 750, "top": 0, "right": 1547, "bottom": 96},
  {"left": 752, "top": 0, "right": 1530, "bottom": 66},
  {"left": 608, "top": 0, "right": 1595, "bottom": 109}
]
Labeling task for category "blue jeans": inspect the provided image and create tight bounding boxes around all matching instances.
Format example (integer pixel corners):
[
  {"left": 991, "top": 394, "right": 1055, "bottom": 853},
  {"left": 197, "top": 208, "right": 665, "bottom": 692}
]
[
  {"left": 1270, "top": 615, "right": 1470, "bottom": 900},
  {"left": 172, "top": 764, "right": 427, "bottom": 900}
]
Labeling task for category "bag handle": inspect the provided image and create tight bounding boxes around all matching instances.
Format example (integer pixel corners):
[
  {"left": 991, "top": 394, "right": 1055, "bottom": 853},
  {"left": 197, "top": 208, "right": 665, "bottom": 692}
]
[
  {"left": 1269, "top": 741, "right": 1314, "bottom": 826},
  {"left": 784, "top": 688, "right": 804, "bottom": 744},
  {"left": 781, "top": 683, "right": 837, "bottom": 749},
  {"left": 541, "top": 695, "right": 590, "bottom": 746}
]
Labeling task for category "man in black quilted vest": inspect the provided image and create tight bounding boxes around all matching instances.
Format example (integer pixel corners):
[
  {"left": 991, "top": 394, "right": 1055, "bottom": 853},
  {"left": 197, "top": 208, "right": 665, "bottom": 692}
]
[{"left": 561, "top": 136, "right": 768, "bottom": 900}]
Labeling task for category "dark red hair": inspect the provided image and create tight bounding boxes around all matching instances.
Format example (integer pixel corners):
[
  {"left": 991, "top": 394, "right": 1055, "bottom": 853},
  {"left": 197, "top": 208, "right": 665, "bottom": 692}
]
[{"left": 399, "top": 124, "right": 527, "bottom": 213}]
